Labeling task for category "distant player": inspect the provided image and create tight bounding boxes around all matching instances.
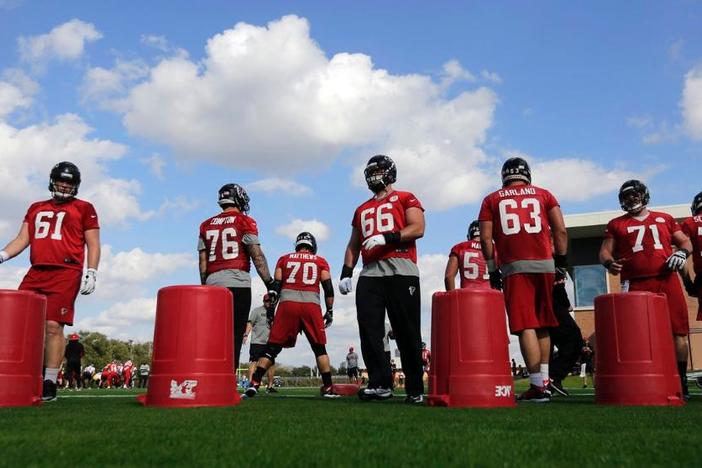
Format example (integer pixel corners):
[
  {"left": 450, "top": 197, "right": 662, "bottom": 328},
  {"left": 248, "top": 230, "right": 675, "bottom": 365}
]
[
  {"left": 122, "top": 360, "right": 134, "bottom": 389},
  {"left": 339, "top": 155, "right": 426, "bottom": 404},
  {"left": 0, "top": 162, "right": 100, "bottom": 401},
  {"left": 64, "top": 333, "right": 84, "bottom": 390},
  {"left": 246, "top": 232, "right": 337, "bottom": 398},
  {"left": 421, "top": 341, "right": 431, "bottom": 379},
  {"left": 479, "top": 157, "right": 568, "bottom": 403},
  {"left": 444, "top": 220, "right": 491, "bottom": 290},
  {"left": 599, "top": 180, "right": 692, "bottom": 399},
  {"left": 346, "top": 347, "right": 359, "bottom": 384},
  {"left": 681, "top": 191, "right": 702, "bottom": 321},
  {"left": 244, "top": 294, "right": 277, "bottom": 393},
  {"left": 198, "top": 184, "right": 279, "bottom": 370}
]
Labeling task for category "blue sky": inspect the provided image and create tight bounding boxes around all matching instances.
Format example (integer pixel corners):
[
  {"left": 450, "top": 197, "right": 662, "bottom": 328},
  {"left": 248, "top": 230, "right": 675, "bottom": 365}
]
[{"left": 1, "top": 1, "right": 701, "bottom": 367}]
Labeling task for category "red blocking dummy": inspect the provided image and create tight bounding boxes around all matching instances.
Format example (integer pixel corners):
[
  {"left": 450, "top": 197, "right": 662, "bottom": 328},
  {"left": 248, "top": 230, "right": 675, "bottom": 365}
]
[
  {"left": 594, "top": 292, "right": 682, "bottom": 406},
  {"left": 138, "top": 286, "right": 240, "bottom": 407},
  {"left": 0, "top": 290, "right": 46, "bottom": 407},
  {"left": 428, "top": 288, "right": 515, "bottom": 408}
]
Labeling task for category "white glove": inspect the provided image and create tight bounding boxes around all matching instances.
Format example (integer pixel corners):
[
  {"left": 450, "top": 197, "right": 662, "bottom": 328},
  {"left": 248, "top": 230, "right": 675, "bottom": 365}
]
[
  {"left": 666, "top": 250, "right": 688, "bottom": 271},
  {"left": 0, "top": 250, "right": 9, "bottom": 264},
  {"left": 339, "top": 277, "right": 353, "bottom": 295},
  {"left": 80, "top": 268, "right": 97, "bottom": 295},
  {"left": 362, "top": 234, "right": 386, "bottom": 251}
]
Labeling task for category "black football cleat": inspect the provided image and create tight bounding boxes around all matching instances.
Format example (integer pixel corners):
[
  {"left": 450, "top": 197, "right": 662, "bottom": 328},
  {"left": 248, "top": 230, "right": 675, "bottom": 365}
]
[
  {"left": 42, "top": 379, "right": 58, "bottom": 402},
  {"left": 548, "top": 380, "right": 570, "bottom": 397}
]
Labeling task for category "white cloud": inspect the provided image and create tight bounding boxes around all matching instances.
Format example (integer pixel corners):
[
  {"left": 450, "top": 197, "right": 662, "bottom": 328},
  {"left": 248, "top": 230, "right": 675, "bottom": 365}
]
[
  {"left": 18, "top": 19, "right": 102, "bottom": 69},
  {"left": 481, "top": 69, "right": 502, "bottom": 84},
  {"left": 74, "top": 297, "right": 156, "bottom": 340},
  {"left": 81, "top": 59, "right": 148, "bottom": 110},
  {"left": 141, "top": 34, "right": 170, "bottom": 52},
  {"left": 0, "top": 69, "right": 38, "bottom": 118},
  {"left": 247, "top": 177, "right": 312, "bottom": 196},
  {"left": 669, "top": 39, "right": 684, "bottom": 62},
  {"left": 0, "top": 110, "right": 151, "bottom": 227},
  {"left": 91, "top": 245, "right": 193, "bottom": 300},
  {"left": 276, "top": 218, "right": 331, "bottom": 242},
  {"left": 0, "top": 264, "right": 29, "bottom": 289},
  {"left": 139, "top": 154, "right": 166, "bottom": 180},
  {"left": 529, "top": 156, "right": 648, "bottom": 202},
  {"left": 681, "top": 65, "right": 702, "bottom": 140},
  {"left": 440, "top": 59, "right": 476, "bottom": 87},
  {"left": 154, "top": 196, "right": 200, "bottom": 217},
  {"left": 112, "top": 15, "right": 499, "bottom": 210}
]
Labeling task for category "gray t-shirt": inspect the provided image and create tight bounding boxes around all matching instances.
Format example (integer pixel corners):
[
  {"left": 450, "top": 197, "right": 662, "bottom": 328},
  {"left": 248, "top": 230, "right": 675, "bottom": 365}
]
[
  {"left": 346, "top": 352, "right": 359, "bottom": 368},
  {"left": 248, "top": 306, "right": 270, "bottom": 345}
]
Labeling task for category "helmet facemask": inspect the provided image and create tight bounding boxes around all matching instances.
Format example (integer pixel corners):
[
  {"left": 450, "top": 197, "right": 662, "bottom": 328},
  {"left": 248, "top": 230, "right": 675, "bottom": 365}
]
[{"left": 618, "top": 180, "right": 649, "bottom": 215}]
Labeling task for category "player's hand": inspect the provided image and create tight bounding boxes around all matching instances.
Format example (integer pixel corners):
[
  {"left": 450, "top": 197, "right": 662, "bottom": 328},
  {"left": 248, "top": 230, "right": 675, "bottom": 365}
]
[
  {"left": 666, "top": 250, "right": 688, "bottom": 271},
  {"left": 242, "top": 334, "right": 249, "bottom": 344},
  {"left": 339, "top": 277, "right": 353, "bottom": 295},
  {"left": 323, "top": 309, "right": 333, "bottom": 328},
  {"left": 0, "top": 250, "right": 9, "bottom": 264},
  {"left": 362, "top": 234, "right": 386, "bottom": 251},
  {"left": 80, "top": 268, "right": 97, "bottom": 295},
  {"left": 489, "top": 269, "right": 503, "bottom": 291},
  {"left": 603, "top": 258, "right": 625, "bottom": 276},
  {"left": 265, "top": 278, "right": 281, "bottom": 304}
]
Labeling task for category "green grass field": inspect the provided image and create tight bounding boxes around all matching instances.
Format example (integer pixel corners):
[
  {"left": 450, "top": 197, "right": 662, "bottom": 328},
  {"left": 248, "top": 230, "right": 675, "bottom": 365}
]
[{"left": 1, "top": 377, "right": 700, "bottom": 467}]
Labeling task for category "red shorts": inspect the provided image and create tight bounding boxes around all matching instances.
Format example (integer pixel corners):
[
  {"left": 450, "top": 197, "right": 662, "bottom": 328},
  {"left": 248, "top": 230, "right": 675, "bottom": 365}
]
[
  {"left": 268, "top": 301, "right": 326, "bottom": 348},
  {"left": 503, "top": 273, "right": 558, "bottom": 334},
  {"left": 19, "top": 266, "right": 82, "bottom": 325},
  {"left": 626, "top": 274, "right": 689, "bottom": 335}
]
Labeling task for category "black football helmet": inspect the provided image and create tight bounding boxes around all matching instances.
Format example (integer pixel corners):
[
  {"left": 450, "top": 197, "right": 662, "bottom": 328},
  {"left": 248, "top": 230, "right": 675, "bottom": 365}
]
[
  {"left": 218, "top": 183, "right": 250, "bottom": 213},
  {"left": 364, "top": 155, "right": 397, "bottom": 192},
  {"left": 618, "top": 180, "right": 649, "bottom": 215},
  {"left": 295, "top": 231, "right": 317, "bottom": 254},
  {"left": 691, "top": 191, "right": 702, "bottom": 215},
  {"left": 468, "top": 220, "right": 480, "bottom": 240},
  {"left": 48, "top": 161, "right": 81, "bottom": 200},
  {"left": 501, "top": 157, "right": 531, "bottom": 186}
]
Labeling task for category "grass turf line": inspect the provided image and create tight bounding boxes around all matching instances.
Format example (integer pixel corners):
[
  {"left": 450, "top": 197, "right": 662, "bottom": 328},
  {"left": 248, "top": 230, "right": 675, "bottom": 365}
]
[{"left": 0, "top": 378, "right": 700, "bottom": 467}]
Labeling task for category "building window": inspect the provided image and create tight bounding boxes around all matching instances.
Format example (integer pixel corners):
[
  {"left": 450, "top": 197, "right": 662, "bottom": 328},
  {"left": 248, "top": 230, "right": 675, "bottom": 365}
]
[{"left": 572, "top": 264, "right": 608, "bottom": 308}]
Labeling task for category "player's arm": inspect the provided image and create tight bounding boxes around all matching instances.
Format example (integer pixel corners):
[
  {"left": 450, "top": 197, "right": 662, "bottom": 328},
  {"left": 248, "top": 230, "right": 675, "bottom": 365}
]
[
  {"left": 0, "top": 222, "right": 30, "bottom": 263},
  {"left": 198, "top": 250, "right": 208, "bottom": 285},
  {"left": 246, "top": 243, "right": 273, "bottom": 283},
  {"left": 243, "top": 321, "right": 252, "bottom": 344},
  {"left": 85, "top": 229, "right": 100, "bottom": 270},
  {"left": 340, "top": 226, "right": 362, "bottom": 294},
  {"left": 321, "top": 269, "right": 334, "bottom": 328},
  {"left": 599, "top": 237, "right": 623, "bottom": 275},
  {"left": 444, "top": 255, "right": 458, "bottom": 291},
  {"left": 399, "top": 206, "right": 425, "bottom": 242},
  {"left": 547, "top": 206, "right": 568, "bottom": 256},
  {"left": 479, "top": 220, "right": 502, "bottom": 290}
]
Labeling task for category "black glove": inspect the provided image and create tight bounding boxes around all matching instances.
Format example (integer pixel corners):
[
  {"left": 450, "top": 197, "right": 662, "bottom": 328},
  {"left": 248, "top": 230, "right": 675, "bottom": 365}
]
[
  {"left": 266, "top": 304, "right": 275, "bottom": 328},
  {"left": 265, "top": 278, "right": 281, "bottom": 304},
  {"left": 323, "top": 309, "right": 333, "bottom": 328},
  {"left": 554, "top": 254, "right": 568, "bottom": 281},
  {"left": 489, "top": 269, "right": 503, "bottom": 291}
]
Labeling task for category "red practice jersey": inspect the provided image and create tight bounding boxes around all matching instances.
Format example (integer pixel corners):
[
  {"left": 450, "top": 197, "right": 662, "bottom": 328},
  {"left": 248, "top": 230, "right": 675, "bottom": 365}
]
[
  {"left": 24, "top": 198, "right": 99, "bottom": 271},
  {"left": 199, "top": 212, "right": 258, "bottom": 275},
  {"left": 276, "top": 252, "right": 330, "bottom": 294},
  {"left": 479, "top": 185, "right": 559, "bottom": 269},
  {"left": 352, "top": 190, "right": 423, "bottom": 266},
  {"left": 604, "top": 211, "right": 680, "bottom": 280},
  {"left": 681, "top": 215, "right": 702, "bottom": 275},
  {"left": 449, "top": 240, "right": 490, "bottom": 288}
]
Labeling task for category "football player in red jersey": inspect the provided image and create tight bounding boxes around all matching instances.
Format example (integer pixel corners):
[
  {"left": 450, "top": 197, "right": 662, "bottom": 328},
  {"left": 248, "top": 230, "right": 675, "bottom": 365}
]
[
  {"left": 245, "top": 232, "right": 338, "bottom": 398},
  {"left": 600, "top": 180, "right": 693, "bottom": 399},
  {"left": 0, "top": 162, "right": 100, "bottom": 401},
  {"left": 681, "top": 191, "right": 702, "bottom": 321},
  {"left": 339, "top": 155, "right": 426, "bottom": 404},
  {"left": 198, "top": 183, "right": 279, "bottom": 370},
  {"left": 444, "top": 220, "right": 491, "bottom": 291},
  {"left": 479, "top": 157, "right": 568, "bottom": 403}
]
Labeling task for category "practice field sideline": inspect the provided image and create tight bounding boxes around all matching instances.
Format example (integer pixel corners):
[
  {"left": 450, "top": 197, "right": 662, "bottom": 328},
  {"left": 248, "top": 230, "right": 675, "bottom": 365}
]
[{"left": 1, "top": 378, "right": 701, "bottom": 467}]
